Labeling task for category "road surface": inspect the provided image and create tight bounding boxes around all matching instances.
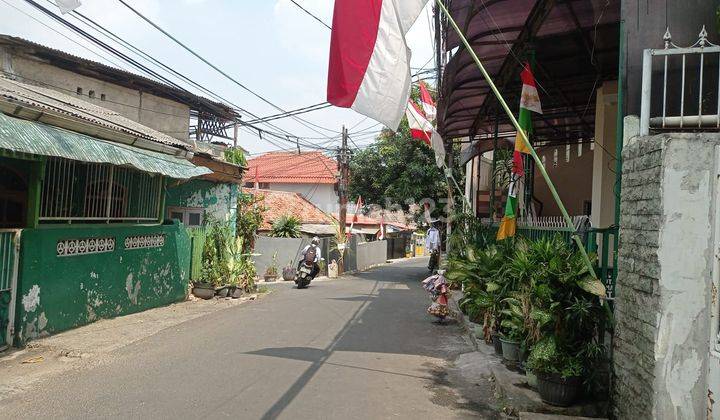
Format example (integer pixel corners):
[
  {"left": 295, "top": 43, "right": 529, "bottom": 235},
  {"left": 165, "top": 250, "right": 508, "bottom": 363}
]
[{"left": 1, "top": 259, "right": 499, "bottom": 419}]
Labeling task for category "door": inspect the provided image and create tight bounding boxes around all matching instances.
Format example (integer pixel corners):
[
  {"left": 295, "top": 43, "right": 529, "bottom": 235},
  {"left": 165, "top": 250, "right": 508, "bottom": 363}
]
[{"left": 0, "top": 230, "right": 20, "bottom": 349}]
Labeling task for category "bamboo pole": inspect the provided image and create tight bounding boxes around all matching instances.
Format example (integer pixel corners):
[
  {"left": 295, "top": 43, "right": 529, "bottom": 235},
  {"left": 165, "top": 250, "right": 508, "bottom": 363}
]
[{"left": 435, "top": 0, "right": 599, "bottom": 280}]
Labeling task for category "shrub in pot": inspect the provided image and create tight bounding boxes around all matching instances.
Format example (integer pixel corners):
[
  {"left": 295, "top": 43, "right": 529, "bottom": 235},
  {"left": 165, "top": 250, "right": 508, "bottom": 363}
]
[
  {"left": 526, "top": 337, "right": 585, "bottom": 407},
  {"left": 192, "top": 282, "right": 215, "bottom": 300}
]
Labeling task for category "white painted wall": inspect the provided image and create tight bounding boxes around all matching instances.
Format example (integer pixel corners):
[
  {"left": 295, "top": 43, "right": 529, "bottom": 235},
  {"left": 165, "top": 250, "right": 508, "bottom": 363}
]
[
  {"left": 591, "top": 81, "right": 618, "bottom": 229},
  {"left": 0, "top": 54, "right": 191, "bottom": 142},
  {"left": 267, "top": 183, "right": 338, "bottom": 213}
]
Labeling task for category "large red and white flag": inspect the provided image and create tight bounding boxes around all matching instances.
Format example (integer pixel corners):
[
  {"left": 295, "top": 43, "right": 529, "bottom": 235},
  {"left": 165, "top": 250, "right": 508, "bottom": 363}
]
[
  {"left": 327, "top": 0, "right": 428, "bottom": 129},
  {"left": 419, "top": 82, "right": 436, "bottom": 120}
]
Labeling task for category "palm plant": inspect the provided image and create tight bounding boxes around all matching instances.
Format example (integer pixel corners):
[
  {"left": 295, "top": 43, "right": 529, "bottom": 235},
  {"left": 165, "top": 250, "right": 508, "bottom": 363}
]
[{"left": 270, "top": 215, "right": 301, "bottom": 238}]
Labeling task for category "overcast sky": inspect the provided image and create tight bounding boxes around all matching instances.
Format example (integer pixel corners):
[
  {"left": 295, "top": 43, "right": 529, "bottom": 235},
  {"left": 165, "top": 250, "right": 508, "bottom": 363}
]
[{"left": 0, "top": 0, "right": 436, "bottom": 155}]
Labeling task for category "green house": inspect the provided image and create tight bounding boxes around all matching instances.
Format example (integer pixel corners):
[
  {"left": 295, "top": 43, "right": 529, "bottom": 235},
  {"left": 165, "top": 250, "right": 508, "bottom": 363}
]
[{"left": 0, "top": 75, "right": 231, "bottom": 348}]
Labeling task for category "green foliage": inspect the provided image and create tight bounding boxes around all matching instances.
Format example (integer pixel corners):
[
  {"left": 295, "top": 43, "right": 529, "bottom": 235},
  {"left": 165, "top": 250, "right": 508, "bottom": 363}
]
[
  {"left": 236, "top": 192, "right": 265, "bottom": 252},
  {"left": 270, "top": 215, "right": 301, "bottom": 238},
  {"left": 201, "top": 217, "right": 256, "bottom": 291},
  {"left": 265, "top": 252, "right": 279, "bottom": 276},
  {"left": 447, "top": 233, "right": 611, "bottom": 386},
  {"left": 224, "top": 147, "right": 247, "bottom": 167}
]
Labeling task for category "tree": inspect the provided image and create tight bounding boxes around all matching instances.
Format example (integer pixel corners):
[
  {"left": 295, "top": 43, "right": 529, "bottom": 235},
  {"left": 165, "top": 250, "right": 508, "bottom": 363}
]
[{"left": 348, "top": 118, "right": 459, "bottom": 219}]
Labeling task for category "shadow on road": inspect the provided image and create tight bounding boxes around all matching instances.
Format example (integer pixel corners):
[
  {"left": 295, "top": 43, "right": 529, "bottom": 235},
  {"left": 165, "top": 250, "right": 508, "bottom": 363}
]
[{"left": 249, "top": 260, "right": 492, "bottom": 419}]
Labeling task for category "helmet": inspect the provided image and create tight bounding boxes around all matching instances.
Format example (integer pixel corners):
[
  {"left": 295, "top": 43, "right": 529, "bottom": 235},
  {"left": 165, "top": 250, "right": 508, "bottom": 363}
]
[{"left": 311, "top": 236, "right": 320, "bottom": 245}]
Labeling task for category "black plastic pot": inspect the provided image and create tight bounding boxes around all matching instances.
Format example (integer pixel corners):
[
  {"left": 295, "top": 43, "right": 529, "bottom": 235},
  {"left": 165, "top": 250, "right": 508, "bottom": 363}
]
[
  {"left": 491, "top": 332, "right": 503, "bottom": 356},
  {"left": 536, "top": 372, "right": 582, "bottom": 407}
]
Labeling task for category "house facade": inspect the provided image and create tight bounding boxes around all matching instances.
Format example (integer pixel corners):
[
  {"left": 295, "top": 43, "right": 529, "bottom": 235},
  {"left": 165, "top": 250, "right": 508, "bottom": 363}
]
[
  {"left": 0, "top": 37, "right": 246, "bottom": 348},
  {"left": 244, "top": 151, "right": 339, "bottom": 213}
]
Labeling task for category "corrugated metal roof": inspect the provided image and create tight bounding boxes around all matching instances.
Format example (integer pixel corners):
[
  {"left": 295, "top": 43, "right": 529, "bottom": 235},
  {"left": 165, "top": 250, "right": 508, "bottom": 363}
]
[
  {"left": 0, "top": 76, "right": 191, "bottom": 149},
  {"left": 0, "top": 111, "right": 210, "bottom": 179}
]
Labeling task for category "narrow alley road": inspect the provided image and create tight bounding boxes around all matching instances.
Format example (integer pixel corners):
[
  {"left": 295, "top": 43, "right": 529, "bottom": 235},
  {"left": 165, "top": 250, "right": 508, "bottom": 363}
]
[{"left": 1, "top": 259, "right": 499, "bottom": 419}]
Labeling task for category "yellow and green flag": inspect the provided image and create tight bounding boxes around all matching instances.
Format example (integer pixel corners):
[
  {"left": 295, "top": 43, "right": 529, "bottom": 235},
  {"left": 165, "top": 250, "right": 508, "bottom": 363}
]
[{"left": 497, "top": 63, "right": 542, "bottom": 240}]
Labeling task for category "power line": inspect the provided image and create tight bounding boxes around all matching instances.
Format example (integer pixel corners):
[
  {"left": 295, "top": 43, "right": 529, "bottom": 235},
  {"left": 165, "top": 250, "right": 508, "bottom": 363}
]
[
  {"left": 25, "top": 0, "right": 337, "bottom": 151},
  {"left": 289, "top": 0, "right": 332, "bottom": 30},
  {"left": 116, "top": 0, "right": 340, "bottom": 138},
  {"left": 244, "top": 102, "right": 332, "bottom": 125}
]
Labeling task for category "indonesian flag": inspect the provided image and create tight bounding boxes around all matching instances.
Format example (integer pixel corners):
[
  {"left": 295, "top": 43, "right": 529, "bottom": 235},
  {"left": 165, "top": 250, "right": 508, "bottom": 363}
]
[
  {"left": 327, "top": 0, "right": 428, "bottom": 130},
  {"left": 406, "top": 101, "right": 432, "bottom": 145},
  {"left": 405, "top": 100, "right": 446, "bottom": 169},
  {"left": 419, "top": 82, "right": 436, "bottom": 120},
  {"left": 497, "top": 63, "right": 543, "bottom": 241}
]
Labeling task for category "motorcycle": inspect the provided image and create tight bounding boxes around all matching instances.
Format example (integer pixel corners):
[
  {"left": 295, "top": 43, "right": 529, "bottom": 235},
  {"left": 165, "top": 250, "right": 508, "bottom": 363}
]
[{"left": 295, "top": 255, "right": 323, "bottom": 289}]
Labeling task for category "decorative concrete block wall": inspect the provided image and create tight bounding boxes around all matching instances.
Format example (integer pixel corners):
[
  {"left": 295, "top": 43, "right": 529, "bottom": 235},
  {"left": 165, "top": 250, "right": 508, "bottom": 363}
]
[{"left": 613, "top": 133, "right": 718, "bottom": 419}]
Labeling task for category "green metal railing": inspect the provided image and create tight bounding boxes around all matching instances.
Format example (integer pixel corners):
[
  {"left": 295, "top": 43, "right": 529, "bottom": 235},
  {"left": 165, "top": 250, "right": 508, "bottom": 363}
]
[
  {"left": 587, "top": 226, "right": 619, "bottom": 304},
  {"left": 187, "top": 227, "right": 206, "bottom": 282}
]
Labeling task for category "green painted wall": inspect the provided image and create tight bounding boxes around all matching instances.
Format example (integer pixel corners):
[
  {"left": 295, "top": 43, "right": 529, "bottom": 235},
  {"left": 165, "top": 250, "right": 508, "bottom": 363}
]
[
  {"left": 166, "top": 179, "right": 238, "bottom": 228},
  {"left": 14, "top": 221, "right": 191, "bottom": 345}
]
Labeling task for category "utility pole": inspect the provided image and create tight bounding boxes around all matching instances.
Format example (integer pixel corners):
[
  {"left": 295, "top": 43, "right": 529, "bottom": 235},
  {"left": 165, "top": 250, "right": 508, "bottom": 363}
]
[
  {"left": 337, "top": 126, "right": 350, "bottom": 274},
  {"left": 338, "top": 126, "right": 349, "bottom": 236}
]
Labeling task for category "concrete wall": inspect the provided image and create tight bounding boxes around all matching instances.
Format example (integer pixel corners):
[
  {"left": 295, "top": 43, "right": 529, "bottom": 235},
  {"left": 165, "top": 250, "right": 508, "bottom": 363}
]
[
  {"left": 166, "top": 179, "right": 239, "bottom": 229},
  {"left": 0, "top": 55, "right": 191, "bottom": 142},
  {"left": 613, "top": 132, "right": 720, "bottom": 419},
  {"left": 253, "top": 236, "right": 308, "bottom": 279},
  {"left": 267, "top": 183, "right": 338, "bottom": 213},
  {"left": 355, "top": 240, "right": 388, "bottom": 272},
  {"left": 15, "top": 221, "right": 190, "bottom": 345}
]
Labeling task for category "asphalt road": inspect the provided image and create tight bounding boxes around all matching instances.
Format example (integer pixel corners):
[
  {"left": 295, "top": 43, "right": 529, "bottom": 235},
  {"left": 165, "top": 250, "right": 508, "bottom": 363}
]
[{"left": 2, "top": 259, "right": 499, "bottom": 419}]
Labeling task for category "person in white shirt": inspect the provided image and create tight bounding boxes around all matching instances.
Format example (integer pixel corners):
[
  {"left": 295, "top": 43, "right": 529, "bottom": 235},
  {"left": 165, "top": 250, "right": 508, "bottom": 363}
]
[
  {"left": 425, "top": 222, "right": 441, "bottom": 271},
  {"left": 299, "top": 236, "right": 322, "bottom": 277}
]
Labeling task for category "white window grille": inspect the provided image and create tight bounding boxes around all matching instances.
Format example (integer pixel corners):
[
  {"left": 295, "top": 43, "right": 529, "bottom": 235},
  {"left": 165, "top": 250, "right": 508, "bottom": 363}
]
[
  {"left": 553, "top": 148, "right": 559, "bottom": 167},
  {"left": 40, "top": 157, "right": 163, "bottom": 223},
  {"left": 578, "top": 139, "right": 583, "bottom": 157},
  {"left": 167, "top": 207, "right": 204, "bottom": 227},
  {"left": 565, "top": 144, "right": 571, "bottom": 162}
]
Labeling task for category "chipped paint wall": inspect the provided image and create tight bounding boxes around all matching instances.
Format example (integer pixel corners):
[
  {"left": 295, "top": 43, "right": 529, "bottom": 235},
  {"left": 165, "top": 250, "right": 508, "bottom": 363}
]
[
  {"left": 14, "top": 221, "right": 190, "bottom": 346},
  {"left": 614, "top": 133, "right": 719, "bottom": 419},
  {"left": 166, "top": 179, "right": 238, "bottom": 229}
]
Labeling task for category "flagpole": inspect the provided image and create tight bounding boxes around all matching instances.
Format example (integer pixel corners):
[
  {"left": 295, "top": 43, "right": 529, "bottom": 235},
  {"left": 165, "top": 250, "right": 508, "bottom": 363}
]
[{"left": 435, "top": 0, "right": 599, "bottom": 281}]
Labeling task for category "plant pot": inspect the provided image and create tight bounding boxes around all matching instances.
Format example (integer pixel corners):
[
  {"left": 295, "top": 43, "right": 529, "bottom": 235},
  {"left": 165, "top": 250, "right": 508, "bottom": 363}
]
[
  {"left": 473, "top": 324, "right": 484, "bottom": 339},
  {"left": 536, "top": 372, "right": 582, "bottom": 407},
  {"left": 230, "top": 287, "right": 243, "bottom": 298},
  {"left": 215, "top": 286, "right": 229, "bottom": 298},
  {"left": 192, "top": 285, "right": 215, "bottom": 300},
  {"left": 500, "top": 338, "right": 520, "bottom": 362},
  {"left": 491, "top": 332, "right": 503, "bottom": 356},
  {"left": 264, "top": 274, "right": 277, "bottom": 282},
  {"left": 526, "top": 370, "right": 538, "bottom": 389},
  {"left": 282, "top": 267, "right": 295, "bottom": 281}
]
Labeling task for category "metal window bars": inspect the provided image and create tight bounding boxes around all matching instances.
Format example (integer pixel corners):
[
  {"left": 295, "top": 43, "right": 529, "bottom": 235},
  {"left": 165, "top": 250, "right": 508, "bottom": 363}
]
[
  {"left": 40, "top": 157, "right": 163, "bottom": 223},
  {"left": 640, "top": 26, "right": 720, "bottom": 135}
]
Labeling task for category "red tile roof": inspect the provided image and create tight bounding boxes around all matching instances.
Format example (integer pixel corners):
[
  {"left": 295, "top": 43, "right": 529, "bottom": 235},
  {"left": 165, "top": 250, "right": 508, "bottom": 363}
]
[
  {"left": 244, "top": 152, "right": 338, "bottom": 184},
  {"left": 332, "top": 213, "right": 414, "bottom": 231},
  {"left": 244, "top": 188, "right": 336, "bottom": 230}
]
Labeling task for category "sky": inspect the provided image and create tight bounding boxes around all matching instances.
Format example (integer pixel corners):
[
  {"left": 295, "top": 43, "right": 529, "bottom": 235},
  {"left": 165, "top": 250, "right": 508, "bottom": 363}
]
[{"left": 0, "top": 0, "right": 437, "bottom": 156}]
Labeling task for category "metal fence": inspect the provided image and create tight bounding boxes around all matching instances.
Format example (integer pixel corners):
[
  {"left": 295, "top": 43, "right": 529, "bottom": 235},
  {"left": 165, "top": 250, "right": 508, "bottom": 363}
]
[
  {"left": 0, "top": 230, "right": 20, "bottom": 348},
  {"left": 40, "top": 157, "right": 163, "bottom": 223},
  {"left": 640, "top": 26, "right": 720, "bottom": 135}
]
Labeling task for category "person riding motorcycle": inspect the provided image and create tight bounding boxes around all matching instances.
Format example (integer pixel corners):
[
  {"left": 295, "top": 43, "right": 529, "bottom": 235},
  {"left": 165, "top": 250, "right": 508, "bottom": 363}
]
[{"left": 298, "top": 236, "right": 322, "bottom": 279}]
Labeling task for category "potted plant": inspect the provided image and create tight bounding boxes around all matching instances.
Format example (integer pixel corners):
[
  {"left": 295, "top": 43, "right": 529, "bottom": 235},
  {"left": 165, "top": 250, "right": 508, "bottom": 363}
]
[
  {"left": 282, "top": 259, "right": 296, "bottom": 281},
  {"left": 499, "top": 297, "right": 524, "bottom": 363},
  {"left": 525, "top": 337, "right": 583, "bottom": 406},
  {"left": 263, "top": 252, "right": 278, "bottom": 282},
  {"left": 192, "top": 281, "right": 215, "bottom": 300}
]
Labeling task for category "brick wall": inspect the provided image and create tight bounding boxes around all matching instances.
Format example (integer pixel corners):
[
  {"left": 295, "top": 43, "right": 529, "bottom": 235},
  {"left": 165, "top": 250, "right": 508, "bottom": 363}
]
[{"left": 612, "top": 135, "right": 664, "bottom": 420}]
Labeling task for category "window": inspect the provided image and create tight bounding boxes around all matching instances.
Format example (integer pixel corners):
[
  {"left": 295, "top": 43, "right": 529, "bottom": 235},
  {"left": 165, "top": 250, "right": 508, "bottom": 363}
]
[
  {"left": 100, "top": 94, "right": 106, "bottom": 101},
  {"left": 167, "top": 207, "right": 203, "bottom": 227},
  {"left": 88, "top": 90, "right": 95, "bottom": 99},
  {"left": 39, "top": 158, "right": 163, "bottom": 223},
  {"left": 76, "top": 87, "right": 82, "bottom": 95}
]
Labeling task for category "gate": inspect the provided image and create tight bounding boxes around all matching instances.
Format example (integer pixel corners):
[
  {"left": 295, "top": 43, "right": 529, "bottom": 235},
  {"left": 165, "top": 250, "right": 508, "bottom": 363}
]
[
  {"left": 187, "top": 227, "right": 206, "bottom": 282},
  {"left": 0, "top": 230, "right": 20, "bottom": 349}
]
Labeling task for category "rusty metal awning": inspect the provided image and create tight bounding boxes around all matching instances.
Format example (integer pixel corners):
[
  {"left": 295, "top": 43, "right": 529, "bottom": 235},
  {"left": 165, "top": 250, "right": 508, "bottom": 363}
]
[
  {"left": 0, "top": 112, "right": 211, "bottom": 179},
  {"left": 439, "top": 0, "right": 620, "bottom": 143}
]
